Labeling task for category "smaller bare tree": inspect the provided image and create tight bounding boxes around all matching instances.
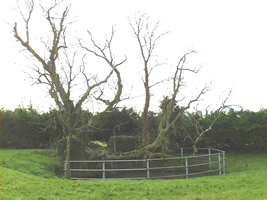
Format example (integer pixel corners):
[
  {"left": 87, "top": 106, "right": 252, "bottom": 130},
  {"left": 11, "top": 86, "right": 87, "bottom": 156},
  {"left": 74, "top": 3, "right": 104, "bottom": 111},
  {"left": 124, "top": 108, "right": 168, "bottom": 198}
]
[{"left": 183, "top": 94, "right": 231, "bottom": 154}]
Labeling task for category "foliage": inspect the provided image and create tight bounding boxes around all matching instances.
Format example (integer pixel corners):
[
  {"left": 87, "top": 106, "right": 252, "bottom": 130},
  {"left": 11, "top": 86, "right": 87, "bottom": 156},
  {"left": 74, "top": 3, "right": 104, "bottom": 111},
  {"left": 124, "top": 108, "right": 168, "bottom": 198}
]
[
  {"left": 89, "top": 108, "right": 140, "bottom": 143},
  {"left": 108, "top": 136, "right": 138, "bottom": 153},
  {"left": 2, "top": 105, "right": 267, "bottom": 155},
  {"left": 156, "top": 103, "right": 267, "bottom": 153},
  {"left": 200, "top": 109, "right": 267, "bottom": 152},
  {"left": 1, "top": 107, "right": 50, "bottom": 149},
  {"left": 40, "top": 110, "right": 64, "bottom": 148},
  {"left": 0, "top": 107, "right": 66, "bottom": 149},
  {"left": 56, "top": 137, "right": 89, "bottom": 160}
]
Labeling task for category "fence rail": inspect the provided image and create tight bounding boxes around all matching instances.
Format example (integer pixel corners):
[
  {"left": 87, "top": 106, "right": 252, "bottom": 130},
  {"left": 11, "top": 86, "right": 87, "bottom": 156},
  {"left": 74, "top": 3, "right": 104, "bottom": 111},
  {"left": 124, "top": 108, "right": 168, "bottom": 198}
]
[{"left": 64, "top": 148, "right": 226, "bottom": 180}]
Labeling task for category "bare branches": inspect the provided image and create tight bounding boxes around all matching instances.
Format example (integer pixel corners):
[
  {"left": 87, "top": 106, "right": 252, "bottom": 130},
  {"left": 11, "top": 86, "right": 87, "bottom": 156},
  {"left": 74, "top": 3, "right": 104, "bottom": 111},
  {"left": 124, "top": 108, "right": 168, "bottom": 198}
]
[
  {"left": 78, "top": 28, "right": 126, "bottom": 111},
  {"left": 17, "top": 0, "right": 34, "bottom": 44},
  {"left": 14, "top": 1, "right": 73, "bottom": 109},
  {"left": 172, "top": 50, "right": 197, "bottom": 97},
  {"left": 184, "top": 91, "right": 232, "bottom": 154},
  {"left": 160, "top": 51, "right": 203, "bottom": 129},
  {"left": 130, "top": 14, "right": 168, "bottom": 89},
  {"left": 130, "top": 14, "right": 168, "bottom": 63},
  {"left": 46, "top": 5, "right": 69, "bottom": 61},
  {"left": 13, "top": 22, "right": 46, "bottom": 67},
  {"left": 80, "top": 29, "right": 127, "bottom": 68}
]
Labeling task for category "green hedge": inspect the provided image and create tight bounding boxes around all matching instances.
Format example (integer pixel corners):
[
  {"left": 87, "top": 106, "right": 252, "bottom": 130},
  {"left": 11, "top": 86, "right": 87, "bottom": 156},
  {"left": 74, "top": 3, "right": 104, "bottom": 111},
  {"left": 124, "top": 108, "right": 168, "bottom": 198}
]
[{"left": 1, "top": 108, "right": 50, "bottom": 149}]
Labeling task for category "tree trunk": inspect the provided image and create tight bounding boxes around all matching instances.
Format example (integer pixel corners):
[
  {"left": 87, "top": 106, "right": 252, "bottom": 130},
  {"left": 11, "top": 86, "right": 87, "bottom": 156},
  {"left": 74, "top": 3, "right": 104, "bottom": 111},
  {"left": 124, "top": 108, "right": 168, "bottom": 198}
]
[
  {"left": 145, "top": 128, "right": 168, "bottom": 152},
  {"left": 141, "top": 68, "right": 150, "bottom": 144},
  {"left": 65, "top": 135, "right": 71, "bottom": 178},
  {"left": 141, "top": 113, "right": 150, "bottom": 144},
  {"left": 192, "top": 143, "right": 198, "bottom": 155}
]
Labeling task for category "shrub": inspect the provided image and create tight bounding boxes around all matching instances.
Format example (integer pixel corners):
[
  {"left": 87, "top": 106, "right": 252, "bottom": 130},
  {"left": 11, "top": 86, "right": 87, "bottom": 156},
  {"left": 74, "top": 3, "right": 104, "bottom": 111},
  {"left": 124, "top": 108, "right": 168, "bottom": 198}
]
[
  {"left": 1, "top": 108, "right": 50, "bottom": 149},
  {"left": 108, "top": 136, "right": 138, "bottom": 153},
  {"left": 56, "top": 137, "right": 89, "bottom": 160}
]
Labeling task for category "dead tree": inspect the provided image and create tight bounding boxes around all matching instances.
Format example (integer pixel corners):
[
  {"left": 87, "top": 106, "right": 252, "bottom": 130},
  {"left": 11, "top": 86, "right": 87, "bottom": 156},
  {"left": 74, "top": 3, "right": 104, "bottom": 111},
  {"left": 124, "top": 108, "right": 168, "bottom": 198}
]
[
  {"left": 184, "top": 94, "right": 231, "bottom": 155},
  {"left": 13, "top": 1, "right": 125, "bottom": 178},
  {"left": 145, "top": 51, "right": 209, "bottom": 152},
  {"left": 130, "top": 15, "right": 167, "bottom": 144}
]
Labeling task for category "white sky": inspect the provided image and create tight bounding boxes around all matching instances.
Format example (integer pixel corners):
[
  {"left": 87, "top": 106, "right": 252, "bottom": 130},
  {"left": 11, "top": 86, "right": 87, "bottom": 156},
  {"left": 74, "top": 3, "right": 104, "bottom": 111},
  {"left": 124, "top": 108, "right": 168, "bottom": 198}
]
[{"left": 1, "top": 0, "right": 267, "bottom": 112}]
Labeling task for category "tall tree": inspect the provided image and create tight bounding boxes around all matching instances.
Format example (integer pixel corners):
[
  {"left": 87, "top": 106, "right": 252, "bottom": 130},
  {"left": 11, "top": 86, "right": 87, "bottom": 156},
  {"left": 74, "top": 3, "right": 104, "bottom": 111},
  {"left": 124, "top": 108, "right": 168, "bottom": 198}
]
[
  {"left": 13, "top": 0, "right": 126, "bottom": 178},
  {"left": 130, "top": 15, "right": 167, "bottom": 144}
]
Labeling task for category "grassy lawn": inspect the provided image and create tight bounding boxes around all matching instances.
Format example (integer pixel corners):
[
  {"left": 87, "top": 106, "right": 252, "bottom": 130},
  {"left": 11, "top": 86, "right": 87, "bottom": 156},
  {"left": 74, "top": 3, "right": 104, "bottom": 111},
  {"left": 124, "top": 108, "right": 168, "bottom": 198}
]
[{"left": 0, "top": 149, "right": 267, "bottom": 200}]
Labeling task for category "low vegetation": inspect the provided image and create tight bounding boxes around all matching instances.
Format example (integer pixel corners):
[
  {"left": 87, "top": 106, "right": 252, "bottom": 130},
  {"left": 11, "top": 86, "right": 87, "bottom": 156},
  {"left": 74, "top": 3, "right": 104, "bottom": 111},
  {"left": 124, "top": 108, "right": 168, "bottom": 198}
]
[{"left": 1, "top": 149, "right": 267, "bottom": 199}]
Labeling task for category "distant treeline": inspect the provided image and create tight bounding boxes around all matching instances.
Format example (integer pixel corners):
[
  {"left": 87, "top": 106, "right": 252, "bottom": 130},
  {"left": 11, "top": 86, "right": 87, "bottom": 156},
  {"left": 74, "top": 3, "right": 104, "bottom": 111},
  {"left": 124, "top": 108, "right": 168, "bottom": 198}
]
[{"left": 0, "top": 107, "right": 267, "bottom": 152}]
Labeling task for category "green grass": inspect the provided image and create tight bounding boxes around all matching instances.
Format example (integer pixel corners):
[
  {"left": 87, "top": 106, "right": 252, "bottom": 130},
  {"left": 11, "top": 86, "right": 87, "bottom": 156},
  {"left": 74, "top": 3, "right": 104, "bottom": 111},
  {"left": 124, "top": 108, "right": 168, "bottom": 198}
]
[
  {"left": 0, "top": 150, "right": 267, "bottom": 200},
  {"left": 0, "top": 149, "right": 62, "bottom": 178}
]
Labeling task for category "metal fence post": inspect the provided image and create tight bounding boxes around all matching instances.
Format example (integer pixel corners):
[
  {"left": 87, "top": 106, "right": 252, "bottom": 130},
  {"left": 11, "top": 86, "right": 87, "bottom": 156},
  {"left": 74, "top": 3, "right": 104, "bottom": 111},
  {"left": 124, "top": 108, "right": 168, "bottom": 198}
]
[
  {"left": 185, "top": 157, "right": 189, "bottom": 179},
  {"left": 146, "top": 159, "right": 150, "bottom": 178},
  {"left": 218, "top": 154, "right": 222, "bottom": 175},
  {"left": 102, "top": 161, "right": 106, "bottom": 179},
  {"left": 64, "top": 161, "right": 66, "bottom": 177},
  {"left": 223, "top": 151, "right": 226, "bottom": 174},
  {"left": 208, "top": 148, "right": 211, "bottom": 170},
  {"left": 181, "top": 147, "right": 184, "bottom": 157}
]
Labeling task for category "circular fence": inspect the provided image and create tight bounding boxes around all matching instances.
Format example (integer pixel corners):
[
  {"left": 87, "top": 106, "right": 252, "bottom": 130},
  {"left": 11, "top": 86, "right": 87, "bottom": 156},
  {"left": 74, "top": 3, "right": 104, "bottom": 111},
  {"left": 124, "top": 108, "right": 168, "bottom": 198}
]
[{"left": 64, "top": 148, "right": 226, "bottom": 180}]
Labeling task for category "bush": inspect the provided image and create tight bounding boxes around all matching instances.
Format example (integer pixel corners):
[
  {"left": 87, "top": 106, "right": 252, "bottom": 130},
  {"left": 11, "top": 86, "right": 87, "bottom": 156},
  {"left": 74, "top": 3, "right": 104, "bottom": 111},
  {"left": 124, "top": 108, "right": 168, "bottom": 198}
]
[
  {"left": 88, "top": 108, "right": 140, "bottom": 143},
  {"left": 108, "top": 136, "right": 138, "bottom": 153},
  {"left": 1, "top": 108, "right": 50, "bottom": 149},
  {"left": 56, "top": 137, "right": 89, "bottom": 160}
]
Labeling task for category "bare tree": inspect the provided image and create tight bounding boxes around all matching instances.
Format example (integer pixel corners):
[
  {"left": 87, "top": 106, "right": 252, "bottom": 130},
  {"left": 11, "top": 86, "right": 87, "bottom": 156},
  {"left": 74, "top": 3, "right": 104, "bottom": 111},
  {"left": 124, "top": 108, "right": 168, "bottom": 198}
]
[
  {"left": 184, "top": 93, "right": 231, "bottom": 155},
  {"left": 145, "top": 51, "right": 209, "bottom": 152},
  {"left": 13, "top": 0, "right": 126, "bottom": 178},
  {"left": 130, "top": 15, "right": 167, "bottom": 144},
  {"left": 128, "top": 14, "right": 211, "bottom": 153}
]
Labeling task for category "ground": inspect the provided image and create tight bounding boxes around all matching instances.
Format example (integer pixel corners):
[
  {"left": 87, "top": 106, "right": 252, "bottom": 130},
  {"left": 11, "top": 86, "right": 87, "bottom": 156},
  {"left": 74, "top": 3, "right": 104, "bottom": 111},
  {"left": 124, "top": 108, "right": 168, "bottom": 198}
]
[{"left": 0, "top": 149, "right": 267, "bottom": 199}]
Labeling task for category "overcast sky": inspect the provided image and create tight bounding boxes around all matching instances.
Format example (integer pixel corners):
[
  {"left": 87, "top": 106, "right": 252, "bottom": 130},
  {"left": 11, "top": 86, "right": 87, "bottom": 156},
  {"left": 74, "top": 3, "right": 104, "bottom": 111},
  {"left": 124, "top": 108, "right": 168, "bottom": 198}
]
[{"left": 1, "top": 0, "right": 267, "bottom": 112}]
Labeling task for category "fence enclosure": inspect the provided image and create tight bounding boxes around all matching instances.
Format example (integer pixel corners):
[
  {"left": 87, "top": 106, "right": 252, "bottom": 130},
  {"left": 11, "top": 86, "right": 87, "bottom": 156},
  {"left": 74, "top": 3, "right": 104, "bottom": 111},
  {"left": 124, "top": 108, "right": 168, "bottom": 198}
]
[{"left": 64, "top": 148, "right": 226, "bottom": 180}]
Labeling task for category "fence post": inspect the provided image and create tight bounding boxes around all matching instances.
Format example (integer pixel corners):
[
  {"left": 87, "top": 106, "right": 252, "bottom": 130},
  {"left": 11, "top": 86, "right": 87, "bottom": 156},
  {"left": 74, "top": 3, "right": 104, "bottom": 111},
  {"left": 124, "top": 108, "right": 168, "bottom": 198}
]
[
  {"left": 218, "top": 154, "right": 222, "bottom": 175},
  {"left": 222, "top": 151, "right": 226, "bottom": 174},
  {"left": 208, "top": 148, "right": 211, "bottom": 170},
  {"left": 181, "top": 147, "right": 184, "bottom": 157},
  {"left": 185, "top": 157, "right": 189, "bottom": 179},
  {"left": 64, "top": 161, "right": 66, "bottom": 177},
  {"left": 102, "top": 161, "right": 106, "bottom": 179},
  {"left": 146, "top": 159, "right": 150, "bottom": 178}
]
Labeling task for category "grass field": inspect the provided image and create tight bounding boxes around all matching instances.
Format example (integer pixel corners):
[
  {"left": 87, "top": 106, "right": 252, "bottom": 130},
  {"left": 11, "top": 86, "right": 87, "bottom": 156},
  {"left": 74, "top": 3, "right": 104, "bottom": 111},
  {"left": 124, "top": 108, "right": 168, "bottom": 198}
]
[{"left": 0, "top": 149, "right": 267, "bottom": 200}]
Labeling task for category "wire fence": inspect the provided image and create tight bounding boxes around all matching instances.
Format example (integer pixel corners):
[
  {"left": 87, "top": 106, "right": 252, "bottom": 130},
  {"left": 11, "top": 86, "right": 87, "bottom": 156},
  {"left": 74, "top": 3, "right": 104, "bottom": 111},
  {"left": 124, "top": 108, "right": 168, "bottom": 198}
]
[{"left": 64, "top": 148, "right": 226, "bottom": 180}]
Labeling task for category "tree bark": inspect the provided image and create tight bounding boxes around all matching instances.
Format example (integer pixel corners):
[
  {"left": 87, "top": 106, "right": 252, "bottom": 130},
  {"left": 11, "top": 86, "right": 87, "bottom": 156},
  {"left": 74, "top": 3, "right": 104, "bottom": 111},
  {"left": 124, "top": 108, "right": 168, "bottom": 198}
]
[
  {"left": 192, "top": 143, "right": 198, "bottom": 155},
  {"left": 141, "top": 96, "right": 150, "bottom": 143},
  {"left": 65, "top": 135, "right": 71, "bottom": 178},
  {"left": 145, "top": 128, "right": 169, "bottom": 152}
]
